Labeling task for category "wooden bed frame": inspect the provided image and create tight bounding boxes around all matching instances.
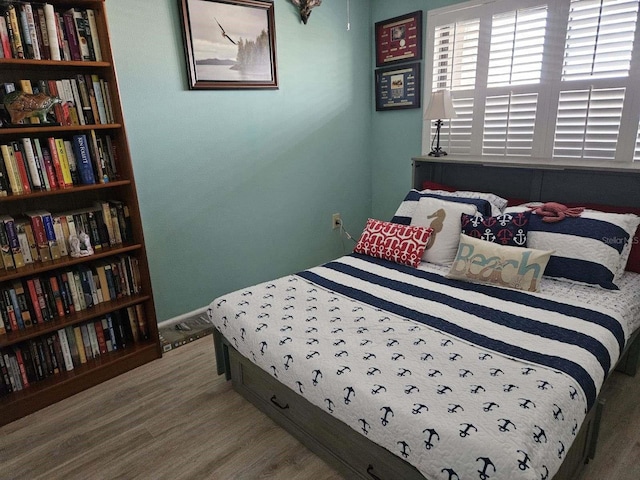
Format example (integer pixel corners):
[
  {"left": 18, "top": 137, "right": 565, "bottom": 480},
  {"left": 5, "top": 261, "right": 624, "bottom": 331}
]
[{"left": 213, "top": 158, "right": 640, "bottom": 480}]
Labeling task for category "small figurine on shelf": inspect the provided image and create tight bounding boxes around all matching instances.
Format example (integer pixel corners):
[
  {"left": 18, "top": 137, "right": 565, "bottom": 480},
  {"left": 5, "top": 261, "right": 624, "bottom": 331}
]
[
  {"left": 2, "top": 91, "right": 61, "bottom": 125},
  {"left": 69, "top": 232, "right": 94, "bottom": 257}
]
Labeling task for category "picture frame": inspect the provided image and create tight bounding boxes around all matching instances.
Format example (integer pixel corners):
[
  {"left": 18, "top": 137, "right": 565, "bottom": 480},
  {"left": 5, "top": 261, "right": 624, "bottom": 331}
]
[
  {"left": 375, "top": 11, "right": 423, "bottom": 67},
  {"left": 179, "top": 0, "right": 278, "bottom": 90},
  {"left": 375, "top": 62, "right": 421, "bottom": 111}
]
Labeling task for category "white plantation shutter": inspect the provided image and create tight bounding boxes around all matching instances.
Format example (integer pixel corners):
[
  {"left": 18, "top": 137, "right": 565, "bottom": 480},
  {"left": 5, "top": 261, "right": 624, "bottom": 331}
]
[
  {"left": 433, "top": 20, "right": 480, "bottom": 91},
  {"left": 488, "top": 7, "right": 548, "bottom": 87},
  {"left": 563, "top": 0, "right": 639, "bottom": 81},
  {"left": 554, "top": 87, "right": 625, "bottom": 159},
  {"left": 423, "top": 0, "right": 640, "bottom": 166},
  {"left": 483, "top": 93, "right": 538, "bottom": 156}
]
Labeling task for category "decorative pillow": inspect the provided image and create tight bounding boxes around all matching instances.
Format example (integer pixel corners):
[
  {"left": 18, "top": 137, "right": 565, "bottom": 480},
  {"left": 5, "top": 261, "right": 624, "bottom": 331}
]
[
  {"left": 506, "top": 205, "right": 640, "bottom": 289},
  {"left": 461, "top": 211, "right": 531, "bottom": 247},
  {"left": 419, "top": 184, "right": 508, "bottom": 215},
  {"left": 392, "top": 189, "right": 491, "bottom": 224},
  {"left": 409, "top": 197, "right": 477, "bottom": 265},
  {"left": 448, "top": 234, "right": 554, "bottom": 292},
  {"left": 354, "top": 219, "right": 434, "bottom": 268}
]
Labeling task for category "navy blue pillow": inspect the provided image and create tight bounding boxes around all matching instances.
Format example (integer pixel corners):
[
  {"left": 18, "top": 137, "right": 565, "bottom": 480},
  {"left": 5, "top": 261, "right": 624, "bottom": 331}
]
[
  {"left": 391, "top": 191, "right": 493, "bottom": 225},
  {"left": 461, "top": 211, "right": 531, "bottom": 247}
]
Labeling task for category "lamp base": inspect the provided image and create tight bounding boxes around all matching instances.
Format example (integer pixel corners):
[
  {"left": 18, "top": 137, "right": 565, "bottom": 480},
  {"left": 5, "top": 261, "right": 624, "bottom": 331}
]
[{"left": 428, "top": 149, "right": 448, "bottom": 157}]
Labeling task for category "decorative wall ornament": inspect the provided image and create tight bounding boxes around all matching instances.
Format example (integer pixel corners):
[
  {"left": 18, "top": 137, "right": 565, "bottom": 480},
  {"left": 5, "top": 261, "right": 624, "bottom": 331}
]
[{"left": 291, "top": 0, "right": 322, "bottom": 25}]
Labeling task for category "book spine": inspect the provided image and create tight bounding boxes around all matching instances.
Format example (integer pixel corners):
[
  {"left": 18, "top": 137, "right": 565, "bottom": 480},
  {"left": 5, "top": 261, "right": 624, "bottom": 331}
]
[
  {"left": 3, "top": 216, "right": 25, "bottom": 268},
  {"left": 88, "top": 129, "right": 106, "bottom": 183},
  {"left": 15, "top": 222, "right": 34, "bottom": 264},
  {"left": 40, "top": 145, "right": 58, "bottom": 190},
  {"left": 26, "top": 279, "right": 43, "bottom": 324},
  {"left": 10, "top": 143, "right": 31, "bottom": 193},
  {"left": 24, "top": 4, "right": 41, "bottom": 60},
  {"left": 62, "top": 10, "right": 80, "bottom": 61},
  {"left": 8, "top": 288, "right": 24, "bottom": 330},
  {"left": 0, "top": 219, "right": 15, "bottom": 270},
  {"left": 7, "top": 5, "right": 24, "bottom": 59},
  {"left": 35, "top": 7, "right": 50, "bottom": 60},
  {"left": 72, "top": 9, "right": 91, "bottom": 61},
  {"left": 57, "top": 329, "right": 74, "bottom": 371},
  {"left": 54, "top": 138, "right": 73, "bottom": 187},
  {"left": 47, "top": 137, "right": 67, "bottom": 188},
  {"left": 0, "top": 15, "right": 12, "bottom": 59},
  {"left": 20, "top": 138, "right": 42, "bottom": 189},
  {"left": 43, "top": 4, "right": 61, "bottom": 61},
  {"left": 2, "top": 289, "right": 19, "bottom": 331},
  {"left": 85, "top": 9, "right": 101, "bottom": 61},
  {"left": 48, "top": 275, "right": 65, "bottom": 317},
  {"left": 40, "top": 212, "right": 60, "bottom": 260},
  {"left": 0, "top": 144, "right": 21, "bottom": 194},
  {"left": 18, "top": 5, "right": 34, "bottom": 59},
  {"left": 72, "top": 134, "right": 95, "bottom": 184},
  {"left": 73, "top": 326, "right": 86, "bottom": 364},
  {"left": 91, "top": 75, "right": 108, "bottom": 124}
]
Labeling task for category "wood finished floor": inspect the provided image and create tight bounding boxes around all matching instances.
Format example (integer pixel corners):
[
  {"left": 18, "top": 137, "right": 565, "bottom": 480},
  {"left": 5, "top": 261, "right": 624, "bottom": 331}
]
[{"left": 1, "top": 336, "right": 638, "bottom": 480}]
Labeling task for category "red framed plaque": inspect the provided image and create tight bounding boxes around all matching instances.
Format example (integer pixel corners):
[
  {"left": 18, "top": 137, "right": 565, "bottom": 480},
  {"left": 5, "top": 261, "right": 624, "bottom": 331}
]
[{"left": 375, "top": 11, "right": 423, "bottom": 67}]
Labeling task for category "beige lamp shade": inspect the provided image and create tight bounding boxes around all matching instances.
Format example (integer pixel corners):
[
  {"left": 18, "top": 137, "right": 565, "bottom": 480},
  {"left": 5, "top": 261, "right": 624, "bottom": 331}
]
[{"left": 423, "top": 89, "right": 457, "bottom": 120}]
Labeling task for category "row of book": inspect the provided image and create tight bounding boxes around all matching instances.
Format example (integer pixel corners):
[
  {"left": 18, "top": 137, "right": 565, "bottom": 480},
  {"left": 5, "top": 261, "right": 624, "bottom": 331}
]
[
  {"left": 0, "top": 2, "right": 102, "bottom": 62},
  {"left": 0, "top": 201, "right": 132, "bottom": 271},
  {"left": 0, "top": 131, "right": 118, "bottom": 196},
  {"left": 0, "top": 254, "right": 142, "bottom": 335},
  {"left": 0, "top": 306, "right": 148, "bottom": 396},
  {"left": 2, "top": 75, "right": 115, "bottom": 127}
]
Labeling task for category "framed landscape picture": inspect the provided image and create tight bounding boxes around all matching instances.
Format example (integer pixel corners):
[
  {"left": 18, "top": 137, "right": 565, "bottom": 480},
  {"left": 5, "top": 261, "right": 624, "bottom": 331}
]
[{"left": 179, "top": 0, "right": 278, "bottom": 89}]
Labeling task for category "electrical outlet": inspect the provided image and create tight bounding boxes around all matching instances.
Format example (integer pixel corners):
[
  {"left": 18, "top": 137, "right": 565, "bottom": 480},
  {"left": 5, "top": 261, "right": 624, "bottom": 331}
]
[{"left": 332, "top": 213, "right": 341, "bottom": 230}]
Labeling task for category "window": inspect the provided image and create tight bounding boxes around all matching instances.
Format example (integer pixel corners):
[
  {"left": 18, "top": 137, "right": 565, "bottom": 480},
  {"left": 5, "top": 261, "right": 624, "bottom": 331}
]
[{"left": 423, "top": 0, "right": 640, "bottom": 165}]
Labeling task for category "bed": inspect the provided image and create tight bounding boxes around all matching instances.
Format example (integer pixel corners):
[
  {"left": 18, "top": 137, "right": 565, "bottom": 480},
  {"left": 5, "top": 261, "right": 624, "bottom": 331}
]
[{"left": 209, "top": 158, "right": 640, "bottom": 480}]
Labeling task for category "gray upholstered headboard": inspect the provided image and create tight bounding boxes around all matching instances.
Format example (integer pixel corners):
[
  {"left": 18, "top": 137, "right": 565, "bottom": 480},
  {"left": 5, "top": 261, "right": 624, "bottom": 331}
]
[{"left": 411, "top": 157, "right": 640, "bottom": 208}]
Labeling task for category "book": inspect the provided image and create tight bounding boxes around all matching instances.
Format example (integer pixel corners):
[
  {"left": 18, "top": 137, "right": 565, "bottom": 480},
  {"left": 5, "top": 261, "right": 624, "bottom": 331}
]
[
  {"left": 126, "top": 306, "right": 140, "bottom": 343},
  {"left": 0, "top": 15, "right": 12, "bottom": 59},
  {"left": 74, "top": 74, "right": 94, "bottom": 124},
  {"left": 57, "top": 328, "right": 75, "bottom": 371},
  {"left": 47, "top": 137, "right": 67, "bottom": 188},
  {"left": 62, "top": 9, "right": 80, "bottom": 61},
  {"left": 23, "top": 4, "right": 41, "bottom": 60},
  {"left": 52, "top": 216, "right": 68, "bottom": 257},
  {"left": 56, "top": 12, "right": 71, "bottom": 61},
  {"left": 71, "top": 9, "right": 91, "bottom": 61},
  {"left": 39, "top": 143, "right": 59, "bottom": 190},
  {"left": 88, "top": 129, "right": 106, "bottom": 183},
  {"left": 64, "top": 325, "right": 80, "bottom": 366},
  {"left": 15, "top": 220, "right": 35, "bottom": 264},
  {"left": 1, "top": 215, "right": 25, "bottom": 268},
  {"left": 8, "top": 287, "right": 25, "bottom": 330},
  {"left": 94, "top": 320, "right": 107, "bottom": 355},
  {"left": 0, "top": 149, "right": 9, "bottom": 196},
  {"left": 85, "top": 9, "right": 101, "bottom": 61},
  {"left": 0, "top": 217, "right": 15, "bottom": 270},
  {"left": 11, "top": 141, "right": 32, "bottom": 193},
  {"left": 24, "top": 212, "right": 51, "bottom": 262},
  {"left": 63, "top": 140, "right": 79, "bottom": 185},
  {"left": 65, "top": 269, "right": 81, "bottom": 312},
  {"left": 54, "top": 138, "right": 73, "bottom": 187},
  {"left": 18, "top": 4, "right": 34, "bottom": 59},
  {"left": 39, "top": 211, "right": 61, "bottom": 260},
  {"left": 79, "top": 324, "right": 92, "bottom": 359},
  {"left": 71, "top": 134, "right": 95, "bottom": 184},
  {"left": 6, "top": 5, "right": 24, "bottom": 59},
  {"left": 35, "top": 6, "right": 51, "bottom": 61},
  {"left": 48, "top": 275, "right": 65, "bottom": 317},
  {"left": 43, "top": 4, "right": 61, "bottom": 61},
  {"left": 69, "top": 78, "right": 86, "bottom": 126},
  {"left": 0, "top": 144, "right": 22, "bottom": 194},
  {"left": 86, "top": 321, "right": 100, "bottom": 358},
  {"left": 20, "top": 138, "right": 43, "bottom": 190},
  {"left": 73, "top": 326, "right": 87, "bottom": 364},
  {"left": 91, "top": 75, "right": 108, "bottom": 124},
  {"left": 2, "top": 288, "right": 19, "bottom": 331},
  {"left": 25, "top": 279, "right": 43, "bottom": 324},
  {"left": 13, "top": 281, "right": 33, "bottom": 328}
]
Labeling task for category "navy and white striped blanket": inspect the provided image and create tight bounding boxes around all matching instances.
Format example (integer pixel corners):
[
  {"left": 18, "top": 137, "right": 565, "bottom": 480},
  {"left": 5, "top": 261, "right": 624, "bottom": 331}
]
[{"left": 209, "top": 254, "right": 632, "bottom": 480}]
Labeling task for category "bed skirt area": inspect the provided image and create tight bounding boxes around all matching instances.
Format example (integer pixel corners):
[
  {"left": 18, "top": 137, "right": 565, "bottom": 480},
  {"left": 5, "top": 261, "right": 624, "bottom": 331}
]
[{"left": 212, "top": 329, "right": 614, "bottom": 480}]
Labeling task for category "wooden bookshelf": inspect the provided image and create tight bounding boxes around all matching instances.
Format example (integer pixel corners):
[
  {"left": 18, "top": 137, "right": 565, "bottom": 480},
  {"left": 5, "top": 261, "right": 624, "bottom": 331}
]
[{"left": 0, "top": 0, "right": 161, "bottom": 426}]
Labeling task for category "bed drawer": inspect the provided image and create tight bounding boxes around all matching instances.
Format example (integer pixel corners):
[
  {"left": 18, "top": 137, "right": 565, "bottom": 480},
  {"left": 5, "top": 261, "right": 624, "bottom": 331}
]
[{"left": 229, "top": 347, "right": 426, "bottom": 480}]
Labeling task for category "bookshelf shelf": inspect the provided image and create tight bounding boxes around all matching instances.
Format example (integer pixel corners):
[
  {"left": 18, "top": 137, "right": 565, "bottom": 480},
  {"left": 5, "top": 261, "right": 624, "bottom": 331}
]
[{"left": 0, "top": 0, "right": 161, "bottom": 426}]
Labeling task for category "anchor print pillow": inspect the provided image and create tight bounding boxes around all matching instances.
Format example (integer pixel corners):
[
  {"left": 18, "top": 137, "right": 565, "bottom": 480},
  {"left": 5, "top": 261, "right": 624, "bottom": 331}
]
[
  {"left": 354, "top": 218, "right": 434, "bottom": 268},
  {"left": 448, "top": 234, "right": 554, "bottom": 292},
  {"left": 461, "top": 211, "right": 531, "bottom": 247}
]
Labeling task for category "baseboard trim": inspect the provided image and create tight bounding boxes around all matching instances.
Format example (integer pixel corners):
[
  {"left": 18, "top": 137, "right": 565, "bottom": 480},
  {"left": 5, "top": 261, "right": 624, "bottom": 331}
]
[{"left": 158, "top": 306, "right": 209, "bottom": 328}]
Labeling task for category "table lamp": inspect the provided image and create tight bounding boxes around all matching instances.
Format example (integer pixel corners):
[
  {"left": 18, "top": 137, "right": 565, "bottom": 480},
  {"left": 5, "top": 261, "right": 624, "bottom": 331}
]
[{"left": 424, "top": 89, "right": 457, "bottom": 157}]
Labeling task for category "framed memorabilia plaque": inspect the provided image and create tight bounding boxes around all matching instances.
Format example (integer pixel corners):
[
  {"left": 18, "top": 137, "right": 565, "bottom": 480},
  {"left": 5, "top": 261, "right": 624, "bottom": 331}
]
[
  {"left": 375, "top": 62, "right": 421, "bottom": 111},
  {"left": 375, "top": 11, "right": 423, "bottom": 67}
]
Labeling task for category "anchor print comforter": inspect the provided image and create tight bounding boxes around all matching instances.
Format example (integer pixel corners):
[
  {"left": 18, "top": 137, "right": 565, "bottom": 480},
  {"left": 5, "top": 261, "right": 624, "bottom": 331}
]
[{"left": 209, "top": 253, "right": 638, "bottom": 480}]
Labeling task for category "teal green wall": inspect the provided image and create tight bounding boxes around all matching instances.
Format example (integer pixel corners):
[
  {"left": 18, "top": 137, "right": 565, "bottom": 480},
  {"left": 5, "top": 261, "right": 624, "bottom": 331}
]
[
  {"left": 370, "top": 0, "right": 466, "bottom": 221},
  {"left": 108, "top": 0, "right": 373, "bottom": 321}
]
